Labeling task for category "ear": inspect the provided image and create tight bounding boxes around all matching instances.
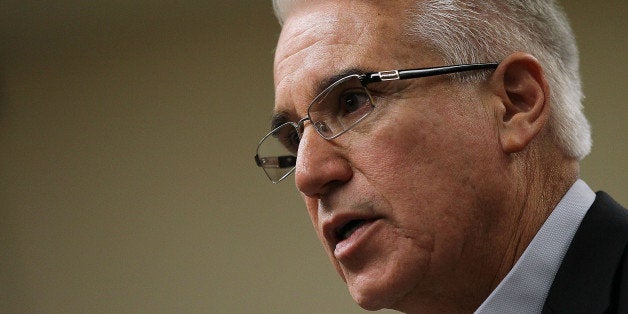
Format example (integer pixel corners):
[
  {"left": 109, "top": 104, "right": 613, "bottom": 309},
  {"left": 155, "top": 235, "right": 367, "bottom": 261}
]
[{"left": 489, "top": 52, "right": 550, "bottom": 154}]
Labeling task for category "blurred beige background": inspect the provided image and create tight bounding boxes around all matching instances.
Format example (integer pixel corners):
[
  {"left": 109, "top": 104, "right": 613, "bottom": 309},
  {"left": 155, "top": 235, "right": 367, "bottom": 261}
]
[{"left": 0, "top": 1, "right": 625, "bottom": 313}]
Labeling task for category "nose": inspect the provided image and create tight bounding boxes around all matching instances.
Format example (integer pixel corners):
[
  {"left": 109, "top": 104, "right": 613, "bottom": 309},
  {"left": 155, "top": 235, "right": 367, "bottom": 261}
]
[{"left": 294, "top": 127, "right": 353, "bottom": 198}]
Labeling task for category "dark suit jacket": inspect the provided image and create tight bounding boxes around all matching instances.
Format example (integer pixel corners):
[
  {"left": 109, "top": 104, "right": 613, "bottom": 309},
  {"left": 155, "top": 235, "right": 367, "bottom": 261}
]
[{"left": 543, "top": 191, "right": 628, "bottom": 313}]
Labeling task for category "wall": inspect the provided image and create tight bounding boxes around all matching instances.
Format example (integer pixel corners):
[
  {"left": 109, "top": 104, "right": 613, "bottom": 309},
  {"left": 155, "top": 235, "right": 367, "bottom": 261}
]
[{"left": 0, "top": 1, "right": 625, "bottom": 313}]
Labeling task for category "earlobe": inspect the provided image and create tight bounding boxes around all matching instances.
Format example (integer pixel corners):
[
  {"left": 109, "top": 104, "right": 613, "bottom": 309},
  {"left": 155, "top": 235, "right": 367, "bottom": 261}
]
[{"left": 491, "top": 52, "right": 550, "bottom": 154}]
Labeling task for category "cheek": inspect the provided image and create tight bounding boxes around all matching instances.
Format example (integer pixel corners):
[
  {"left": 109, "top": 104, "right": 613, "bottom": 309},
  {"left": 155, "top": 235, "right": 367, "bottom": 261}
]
[
  {"left": 351, "top": 109, "right": 437, "bottom": 194},
  {"left": 353, "top": 98, "right": 497, "bottom": 200},
  {"left": 348, "top": 102, "right": 498, "bottom": 243}
]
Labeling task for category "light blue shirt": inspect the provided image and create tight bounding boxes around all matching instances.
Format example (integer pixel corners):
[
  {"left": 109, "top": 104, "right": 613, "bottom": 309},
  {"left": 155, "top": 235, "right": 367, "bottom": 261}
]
[{"left": 475, "top": 179, "right": 596, "bottom": 313}]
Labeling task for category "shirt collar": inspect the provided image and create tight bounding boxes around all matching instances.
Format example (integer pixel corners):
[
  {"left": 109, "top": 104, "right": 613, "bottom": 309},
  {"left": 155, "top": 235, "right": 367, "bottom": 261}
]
[{"left": 475, "top": 179, "right": 596, "bottom": 313}]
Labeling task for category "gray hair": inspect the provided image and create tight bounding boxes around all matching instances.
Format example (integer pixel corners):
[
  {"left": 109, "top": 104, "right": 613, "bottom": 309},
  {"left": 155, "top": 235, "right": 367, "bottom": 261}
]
[{"left": 272, "top": 0, "right": 592, "bottom": 160}]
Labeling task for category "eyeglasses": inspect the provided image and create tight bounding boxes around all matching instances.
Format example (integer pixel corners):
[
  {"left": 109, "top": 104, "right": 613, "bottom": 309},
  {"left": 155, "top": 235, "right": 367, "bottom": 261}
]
[{"left": 254, "top": 62, "right": 499, "bottom": 183}]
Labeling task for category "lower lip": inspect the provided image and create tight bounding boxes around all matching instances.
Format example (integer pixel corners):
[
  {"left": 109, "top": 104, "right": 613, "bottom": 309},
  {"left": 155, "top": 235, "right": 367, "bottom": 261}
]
[{"left": 334, "top": 219, "right": 382, "bottom": 259}]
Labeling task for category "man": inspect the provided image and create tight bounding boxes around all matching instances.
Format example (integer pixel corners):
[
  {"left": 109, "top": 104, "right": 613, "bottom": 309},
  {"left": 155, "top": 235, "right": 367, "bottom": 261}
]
[{"left": 254, "top": 0, "right": 627, "bottom": 312}]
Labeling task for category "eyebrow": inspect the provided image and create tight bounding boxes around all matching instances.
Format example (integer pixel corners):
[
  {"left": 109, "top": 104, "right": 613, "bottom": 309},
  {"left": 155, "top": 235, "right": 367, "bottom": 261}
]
[
  {"left": 270, "top": 67, "right": 370, "bottom": 130},
  {"left": 270, "top": 112, "right": 290, "bottom": 131}
]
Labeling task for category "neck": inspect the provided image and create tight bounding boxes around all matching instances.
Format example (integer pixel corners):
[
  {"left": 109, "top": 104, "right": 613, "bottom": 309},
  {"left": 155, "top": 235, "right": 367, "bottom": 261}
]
[{"left": 491, "top": 143, "right": 579, "bottom": 290}]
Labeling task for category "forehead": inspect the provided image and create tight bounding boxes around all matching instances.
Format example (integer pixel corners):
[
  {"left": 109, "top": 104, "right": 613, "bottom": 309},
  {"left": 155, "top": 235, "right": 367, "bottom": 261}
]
[
  {"left": 272, "top": 1, "right": 426, "bottom": 117},
  {"left": 275, "top": 1, "right": 401, "bottom": 65}
]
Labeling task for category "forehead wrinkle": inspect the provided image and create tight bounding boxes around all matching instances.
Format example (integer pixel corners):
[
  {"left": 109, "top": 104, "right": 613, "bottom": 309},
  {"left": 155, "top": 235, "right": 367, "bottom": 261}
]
[
  {"left": 271, "top": 1, "right": 407, "bottom": 132},
  {"left": 273, "top": 2, "right": 379, "bottom": 94},
  {"left": 274, "top": 7, "right": 343, "bottom": 74},
  {"left": 273, "top": 27, "right": 346, "bottom": 122},
  {"left": 274, "top": 41, "right": 354, "bottom": 93}
]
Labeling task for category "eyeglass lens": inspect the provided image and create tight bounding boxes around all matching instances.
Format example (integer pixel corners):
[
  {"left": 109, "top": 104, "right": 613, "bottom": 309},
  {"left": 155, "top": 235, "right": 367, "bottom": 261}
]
[
  {"left": 308, "top": 75, "right": 374, "bottom": 139},
  {"left": 256, "top": 123, "right": 300, "bottom": 183},
  {"left": 256, "top": 75, "right": 375, "bottom": 183}
]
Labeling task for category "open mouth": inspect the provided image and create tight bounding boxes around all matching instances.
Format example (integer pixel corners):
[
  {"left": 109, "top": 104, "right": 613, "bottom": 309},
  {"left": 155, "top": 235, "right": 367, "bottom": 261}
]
[{"left": 336, "top": 219, "right": 371, "bottom": 242}]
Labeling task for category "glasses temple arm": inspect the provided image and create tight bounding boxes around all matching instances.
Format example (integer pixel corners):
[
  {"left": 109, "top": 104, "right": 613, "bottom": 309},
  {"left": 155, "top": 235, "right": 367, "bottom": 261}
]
[{"left": 362, "top": 63, "right": 499, "bottom": 84}]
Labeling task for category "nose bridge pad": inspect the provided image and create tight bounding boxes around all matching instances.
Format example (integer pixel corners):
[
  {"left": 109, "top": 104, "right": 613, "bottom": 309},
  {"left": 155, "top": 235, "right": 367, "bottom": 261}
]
[
  {"left": 296, "top": 117, "right": 310, "bottom": 139},
  {"left": 295, "top": 119, "right": 317, "bottom": 159}
]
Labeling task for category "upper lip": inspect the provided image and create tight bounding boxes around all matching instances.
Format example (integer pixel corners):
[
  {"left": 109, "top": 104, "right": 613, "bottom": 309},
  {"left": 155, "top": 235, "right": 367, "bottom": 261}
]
[{"left": 322, "top": 212, "right": 382, "bottom": 251}]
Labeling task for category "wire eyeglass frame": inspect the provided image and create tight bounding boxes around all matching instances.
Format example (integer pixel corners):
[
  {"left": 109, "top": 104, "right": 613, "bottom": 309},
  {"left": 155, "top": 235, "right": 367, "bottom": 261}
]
[{"left": 254, "top": 62, "right": 499, "bottom": 183}]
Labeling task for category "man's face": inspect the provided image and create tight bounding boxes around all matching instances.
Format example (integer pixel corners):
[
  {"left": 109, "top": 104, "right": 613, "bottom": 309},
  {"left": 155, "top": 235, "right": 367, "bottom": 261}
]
[{"left": 273, "top": 1, "right": 514, "bottom": 311}]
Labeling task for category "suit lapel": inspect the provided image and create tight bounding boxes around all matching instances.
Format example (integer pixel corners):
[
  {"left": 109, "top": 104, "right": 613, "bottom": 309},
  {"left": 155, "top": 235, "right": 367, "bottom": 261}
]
[{"left": 542, "top": 192, "right": 628, "bottom": 313}]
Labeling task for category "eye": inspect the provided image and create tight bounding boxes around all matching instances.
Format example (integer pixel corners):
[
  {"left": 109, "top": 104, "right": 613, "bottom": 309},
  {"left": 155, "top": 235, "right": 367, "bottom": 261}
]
[
  {"left": 274, "top": 126, "right": 300, "bottom": 154},
  {"left": 338, "top": 89, "right": 372, "bottom": 117}
]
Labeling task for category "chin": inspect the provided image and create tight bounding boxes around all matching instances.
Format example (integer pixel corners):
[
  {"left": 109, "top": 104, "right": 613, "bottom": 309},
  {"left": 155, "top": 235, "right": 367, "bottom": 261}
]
[
  {"left": 351, "top": 290, "right": 390, "bottom": 311},
  {"left": 346, "top": 273, "right": 413, "bottom": 312}
]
